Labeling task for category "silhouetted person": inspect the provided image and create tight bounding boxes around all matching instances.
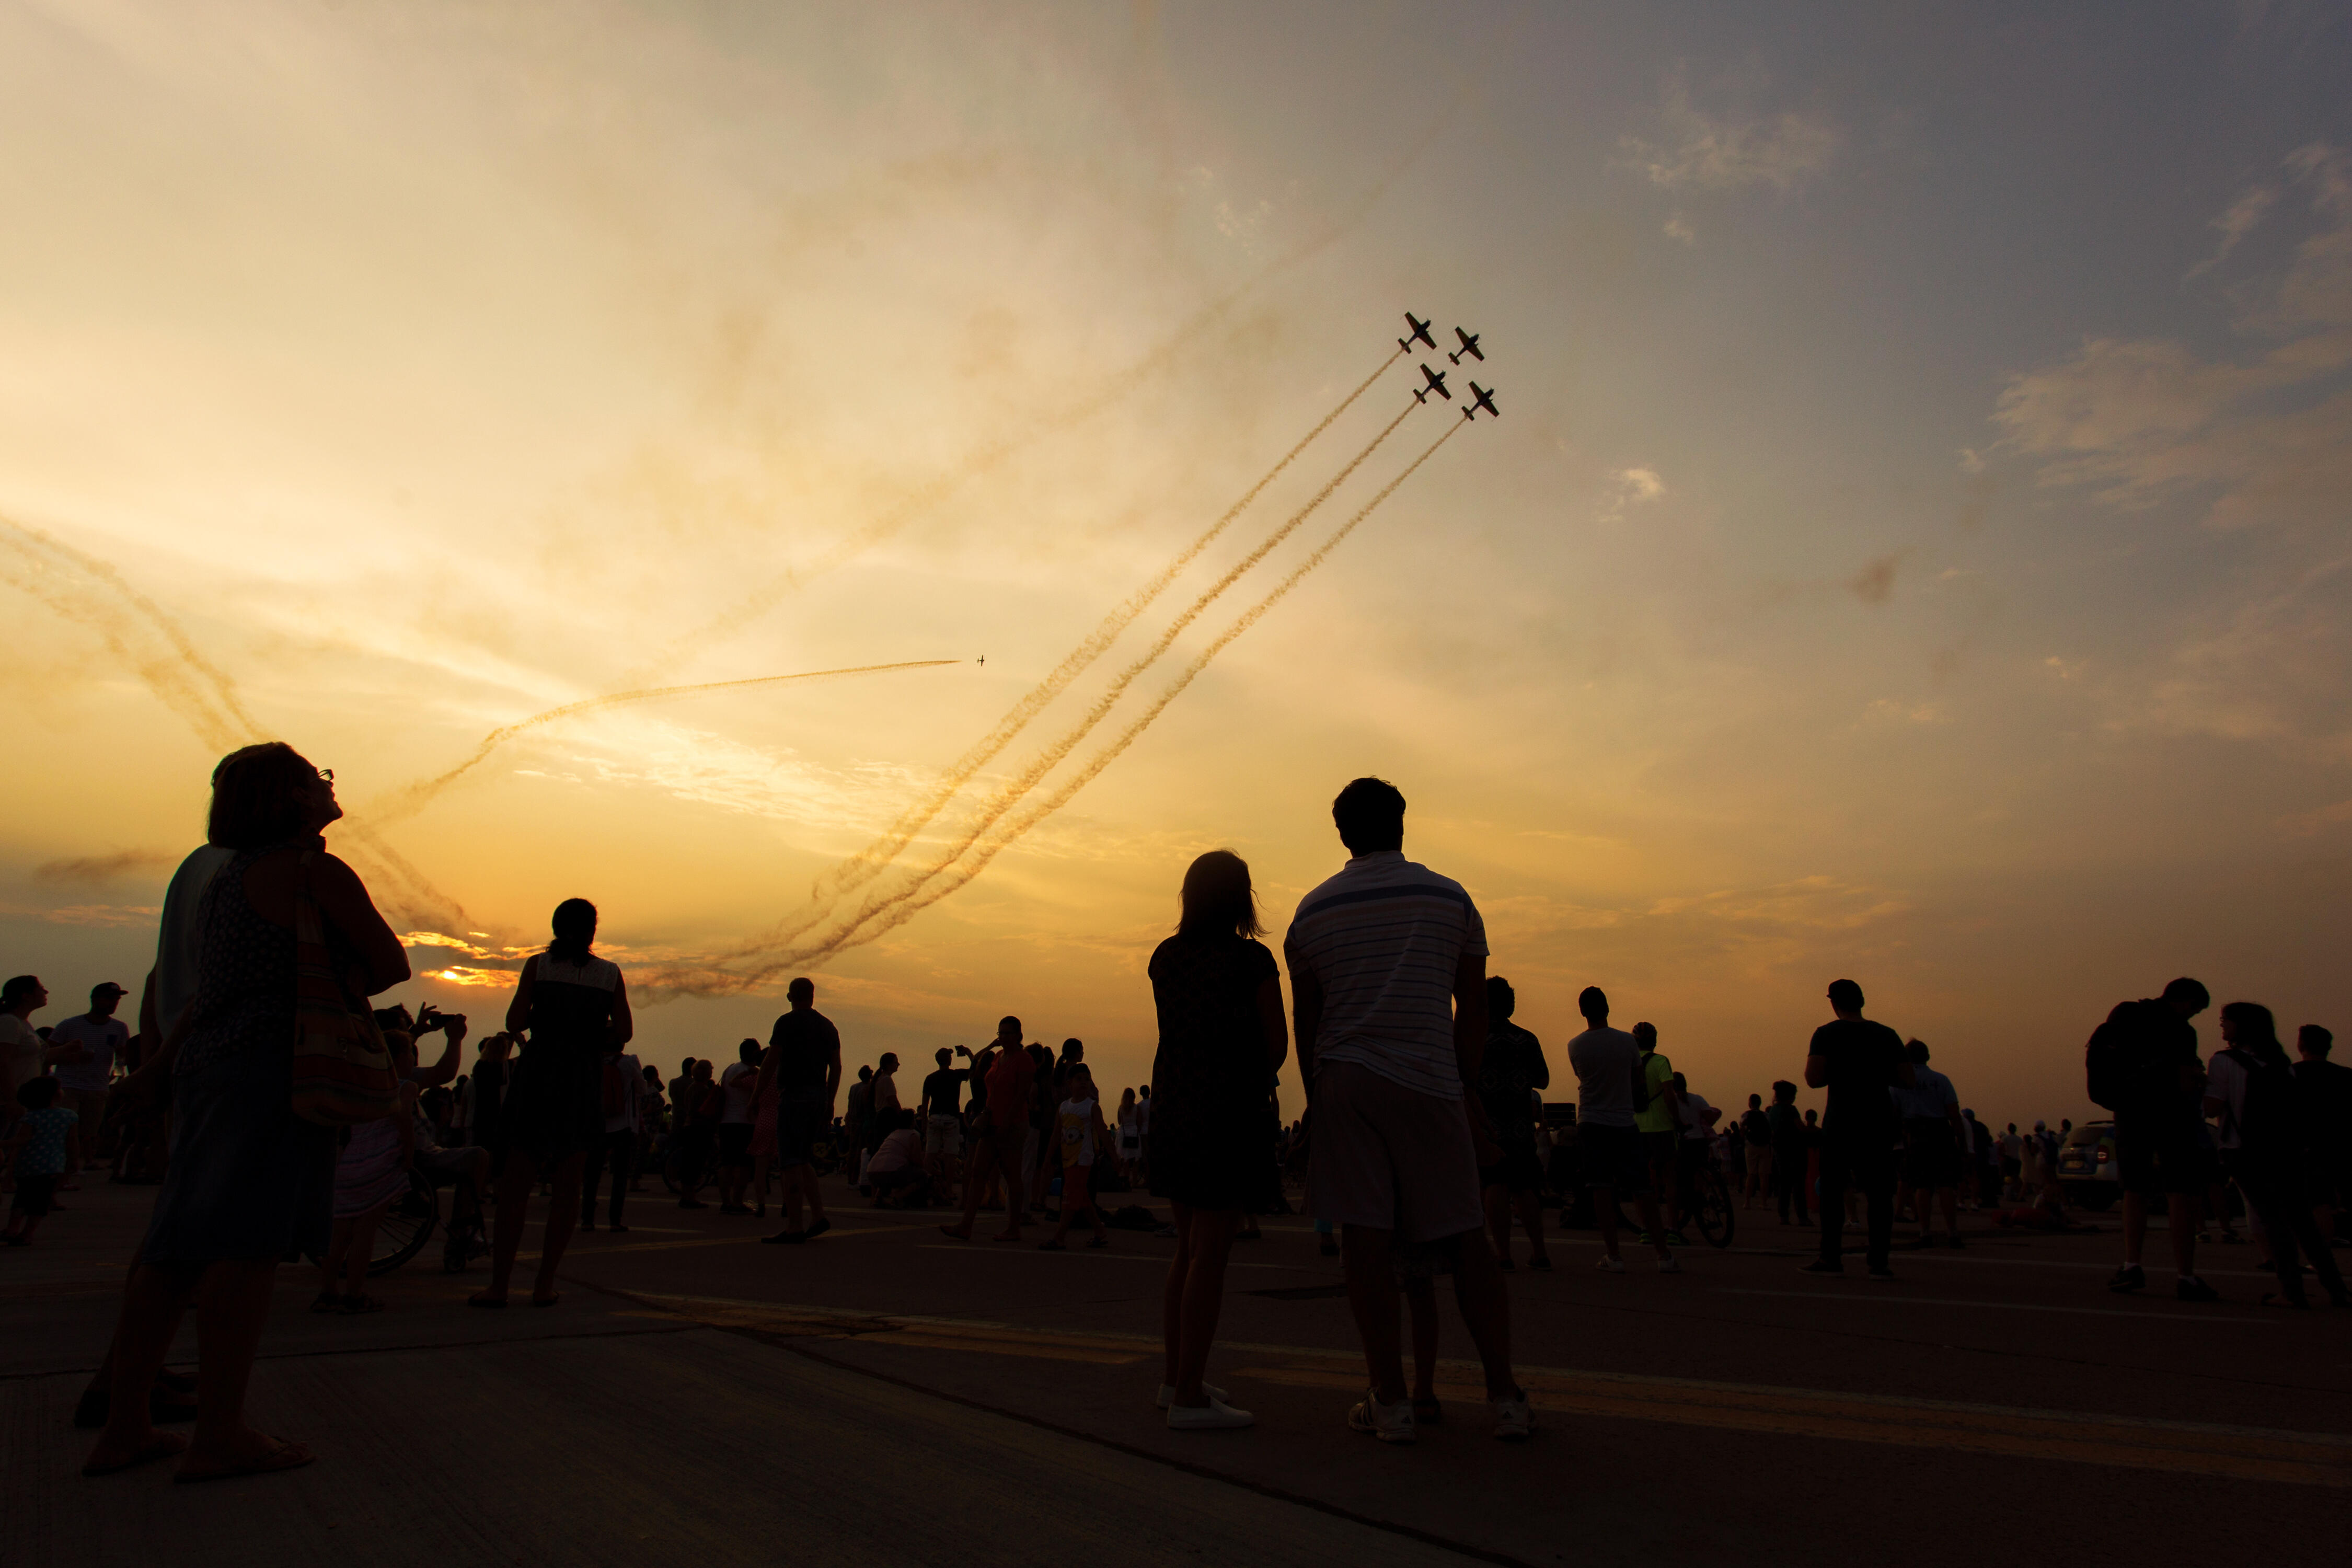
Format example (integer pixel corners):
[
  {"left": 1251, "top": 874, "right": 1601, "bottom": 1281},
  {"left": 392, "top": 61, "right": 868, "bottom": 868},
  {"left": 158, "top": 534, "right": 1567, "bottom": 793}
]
[
  {"left": 1286, "top": 778, "right": 1528, "bottom": 1444},
  {"left": 1801, "top": 978, "right": 1911, "bottom": 1279},
  {"left": 475, "top": 898, "right": 633, "bottom": 1308},
  {"left": 89, "top": 743, "right": 408, "bottom": 1480},
  {"left": 2087, "top": 977, "right": 2215, "bottom": 1300},
  {"left": 1148, "top": 850, "right": 1287, "bottom": 1429},
  {"left": 758, "top": 977, "right": 839, "bottom": 1243},
  {"left": 2207, "top": 1003, "right": 2346, "bottom": 1309},
  {"left": 1767, "top": 1081, "right": 1809, "bottom": 1226},
  {"left": 1892, "top": 1039, "right": 1967, "bottom": 1247},
  {"left": 1569, "top": 987, "right": 1675, "bottom": 1272},
  {"left": 1477, "top": 977, "right": 1551, "bottom": 1270}
]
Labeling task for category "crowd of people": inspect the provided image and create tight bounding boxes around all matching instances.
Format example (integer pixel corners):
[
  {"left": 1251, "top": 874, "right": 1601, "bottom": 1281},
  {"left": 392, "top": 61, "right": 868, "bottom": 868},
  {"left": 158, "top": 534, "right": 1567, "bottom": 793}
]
[{"left": 4, "top": 750, "right": 2345, "bottom": 1481}]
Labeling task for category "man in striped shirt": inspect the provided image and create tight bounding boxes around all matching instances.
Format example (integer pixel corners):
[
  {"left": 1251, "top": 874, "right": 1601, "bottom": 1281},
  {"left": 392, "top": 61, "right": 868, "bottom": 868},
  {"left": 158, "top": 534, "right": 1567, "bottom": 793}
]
[{"left": 1286, "top": 777, "right": 1530, "bottom": 1445}]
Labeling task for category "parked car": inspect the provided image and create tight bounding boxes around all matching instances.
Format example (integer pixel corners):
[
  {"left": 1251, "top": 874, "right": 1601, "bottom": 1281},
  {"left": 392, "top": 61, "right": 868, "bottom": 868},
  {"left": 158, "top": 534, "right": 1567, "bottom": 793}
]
[{"left": 2057, "top": 1120, "right": 2120, "bottom": 1210}]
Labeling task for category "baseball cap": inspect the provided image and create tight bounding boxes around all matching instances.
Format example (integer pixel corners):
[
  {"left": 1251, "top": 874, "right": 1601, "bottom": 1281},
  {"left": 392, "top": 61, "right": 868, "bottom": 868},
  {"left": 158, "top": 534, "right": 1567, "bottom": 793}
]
[{"left": 91, "top": 981, "right": 128, "bottom": 999}]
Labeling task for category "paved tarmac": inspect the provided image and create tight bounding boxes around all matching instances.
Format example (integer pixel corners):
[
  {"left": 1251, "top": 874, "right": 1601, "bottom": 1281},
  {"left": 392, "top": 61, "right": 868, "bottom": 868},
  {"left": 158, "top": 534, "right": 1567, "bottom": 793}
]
[{"left": 6, "top": 1177, "right": 2349, "bottom": 1567}]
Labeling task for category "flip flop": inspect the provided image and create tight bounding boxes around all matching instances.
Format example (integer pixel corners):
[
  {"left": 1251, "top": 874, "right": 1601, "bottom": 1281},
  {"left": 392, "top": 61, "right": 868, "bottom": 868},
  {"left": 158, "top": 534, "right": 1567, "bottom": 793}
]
[
  {"left": 308, "top": 1292, "right": 345, "bottom": 1314},
  {"left": 339, "top": 1295, "right": 385, "bottom": 1316},
  {"left": 467, "top": 1292, "right": 508, "bottom": 1309},
  {"left": 82, "top": 1432, "right": 190, "bottom": 1477},
  {"left": 174, "top": 1436, "right": 315, "bottom": 1484}
]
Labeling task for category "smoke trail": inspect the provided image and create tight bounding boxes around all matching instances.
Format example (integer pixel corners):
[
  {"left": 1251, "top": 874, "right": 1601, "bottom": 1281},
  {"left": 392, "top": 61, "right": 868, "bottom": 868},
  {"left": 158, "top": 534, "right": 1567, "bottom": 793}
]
[
  {"left": 640, "top": 421, "right": 1462, "bottom": 997},
  {"left": 748, "top": 395, "right": 1422, "bottom": 959},
  {"left": 792, "top": 421, "right": 1468, "bottom": 964},
  {"left": 356, "top": 660, "right": 960, "bottom": 832},
  {"left": 626, "top": 82, "right": 1466, "bottom": 688},
  {"left": 1, "top": 513, "right": 480, "bottom": 931},
  {"left": 0, "top": 515, "right": 260, "bottom": 752},
  {"left": 718, "top": 348, "right": 1405, "bottom": 959}
]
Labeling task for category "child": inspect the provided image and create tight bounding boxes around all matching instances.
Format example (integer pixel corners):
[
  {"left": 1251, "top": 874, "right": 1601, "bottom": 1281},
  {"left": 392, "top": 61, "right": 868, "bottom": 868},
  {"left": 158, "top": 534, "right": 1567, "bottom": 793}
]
[
  {"left": 5, "top": 1076, "right": 82, "bottom": 1246},
  {"left": 1040, "top": 1065, "right": 1111, "bottom": 1251}
]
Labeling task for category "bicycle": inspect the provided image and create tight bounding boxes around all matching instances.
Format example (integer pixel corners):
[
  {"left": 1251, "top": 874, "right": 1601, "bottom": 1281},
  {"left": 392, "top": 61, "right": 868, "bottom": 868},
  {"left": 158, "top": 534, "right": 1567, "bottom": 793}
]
[{"left": 299, "top": 1169, "right": 441, "bottom": 1278}]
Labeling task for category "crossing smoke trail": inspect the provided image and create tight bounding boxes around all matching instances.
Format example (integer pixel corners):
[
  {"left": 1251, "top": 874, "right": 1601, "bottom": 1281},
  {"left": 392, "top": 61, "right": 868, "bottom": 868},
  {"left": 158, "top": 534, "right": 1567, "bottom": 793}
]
[
  {"left": 701, "top": 393, "right": 1423, "bottom": 977},
  {"left": 641, "top": 419, "right": 1463, "bottom": 997},
  {"left": 356, "top": 660, "right": 961, "bottom": 832},
  {"left": 716, "top": 348, "right": 1405, "bottom": 958},
  {"left": 0, "top": 514, "right": 480, "bottom": 931},
  {"left": 626, "top": 87, "right": 1465, "bottom": 688}
]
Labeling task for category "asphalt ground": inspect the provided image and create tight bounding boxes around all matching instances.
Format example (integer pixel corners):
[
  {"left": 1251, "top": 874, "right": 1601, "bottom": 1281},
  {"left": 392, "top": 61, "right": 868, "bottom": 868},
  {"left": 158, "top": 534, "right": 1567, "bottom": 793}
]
[{"left": 5, "top": 1175, "right": 2349, "bottom": 1567}]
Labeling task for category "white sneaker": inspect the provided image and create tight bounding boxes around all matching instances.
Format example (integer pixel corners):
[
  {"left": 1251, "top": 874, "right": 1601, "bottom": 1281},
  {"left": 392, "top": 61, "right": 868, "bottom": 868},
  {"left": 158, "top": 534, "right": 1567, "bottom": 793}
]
[
  {"left": 1595, "top": 1254, "right": 1625, "bottom": 1273},
  {"left": 1490, "top": 1391, "right": 1535, "bottom": 1441},
  {"left": 1156, "top": 1381, "right": 1228, "bottom": 1410},
  {"left": 1348, "top": 1389, "right": 1416, "bottom": 1444},
  {"left": 1656, "top": 1254, "right": 1681, "bottom": 1274},
  {"left": 1166, "top": 1396, "right": 1253, "bottom": 1431}
]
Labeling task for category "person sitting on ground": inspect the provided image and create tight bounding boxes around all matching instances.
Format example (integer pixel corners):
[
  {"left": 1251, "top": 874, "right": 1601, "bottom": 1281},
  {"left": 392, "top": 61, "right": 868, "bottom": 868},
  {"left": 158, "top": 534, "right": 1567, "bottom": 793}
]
[
  {"left": 4, "top": 1075, "right": 81, "bottom": 1246},
  {"left": 860, "top": 1110, "right": 930, "bottom": 1207},
  {"left": 1041, "top": 1064, "right": 1112, "bottom": 1251}
]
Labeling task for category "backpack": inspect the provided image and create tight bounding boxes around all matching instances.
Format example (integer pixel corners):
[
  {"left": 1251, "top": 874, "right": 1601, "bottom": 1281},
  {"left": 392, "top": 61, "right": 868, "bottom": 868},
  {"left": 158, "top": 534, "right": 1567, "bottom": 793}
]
[{"left": 2085, "top": 1000, "right": 2173, "bottom": 1112}]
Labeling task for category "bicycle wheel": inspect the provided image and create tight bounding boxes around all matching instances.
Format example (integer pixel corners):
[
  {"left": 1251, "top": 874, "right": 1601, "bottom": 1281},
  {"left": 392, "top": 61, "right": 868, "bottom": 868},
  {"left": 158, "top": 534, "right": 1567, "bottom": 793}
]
[
  {"left": 1692, "top": 1168, "right": 1735, "bottom": 1250},
  {"left": 367, "top": 1170, "right": 441, "bottom": 1277}
]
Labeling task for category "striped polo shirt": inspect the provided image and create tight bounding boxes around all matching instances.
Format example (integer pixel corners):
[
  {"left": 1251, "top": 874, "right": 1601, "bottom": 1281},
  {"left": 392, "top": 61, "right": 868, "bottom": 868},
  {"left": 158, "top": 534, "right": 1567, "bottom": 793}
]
[{"left": 1284, "top": 850, "right": 1488, "bottom": 1100}]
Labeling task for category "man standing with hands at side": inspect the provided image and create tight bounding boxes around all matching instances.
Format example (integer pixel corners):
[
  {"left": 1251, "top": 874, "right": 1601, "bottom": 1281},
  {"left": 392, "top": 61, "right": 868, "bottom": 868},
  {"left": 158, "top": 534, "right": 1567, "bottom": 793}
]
[
  {"left": 1802, "top": 978, "right": 1912, "bottom": 1281},
  {"left": 1286, "top": 777, "right": 1529, "bottom": 1446}
]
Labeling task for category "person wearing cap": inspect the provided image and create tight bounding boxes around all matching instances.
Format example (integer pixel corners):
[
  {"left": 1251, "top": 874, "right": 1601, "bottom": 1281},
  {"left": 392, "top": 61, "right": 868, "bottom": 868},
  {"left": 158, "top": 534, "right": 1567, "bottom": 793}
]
[{"left": 47, "top": 983, "right": 131, "bottom": 1176}]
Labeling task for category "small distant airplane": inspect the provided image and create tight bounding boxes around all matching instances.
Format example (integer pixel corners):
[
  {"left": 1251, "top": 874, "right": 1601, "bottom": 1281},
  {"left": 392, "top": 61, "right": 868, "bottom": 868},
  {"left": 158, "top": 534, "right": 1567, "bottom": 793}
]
[
  {"left": 1462, "top": 382, "right": 1500, "bottom": 421},
  {"left": 1414, "top": 362, "right": 1452, "bottom": 403},
  {"left": 977, "top": 655, "right": 986, "bottom": 666},
  {"left": 1448, "top": 327, "right": 1484, "bottom": 365},
  {"left": 1399, "top": 312, "right": 1436, "bottom": 353}
]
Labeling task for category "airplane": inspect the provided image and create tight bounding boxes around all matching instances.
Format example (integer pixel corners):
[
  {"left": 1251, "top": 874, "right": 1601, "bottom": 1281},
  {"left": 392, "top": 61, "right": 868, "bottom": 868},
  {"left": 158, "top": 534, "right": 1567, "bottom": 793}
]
[
  {"left": 1414, "top": 362, "right": 1451, "bottom": 403},
  {"left": 977, "top": 655, "right": 985, "bottom": 666},
  {"left": 1462, "top": 382, "right": 1500, "bottom": 421},
  {"left": 1398, "top": 312, "right": 1436, "bottom": 353},
  {"left": 1448, "top": 327, "right": 1484, "bottom": 365}
]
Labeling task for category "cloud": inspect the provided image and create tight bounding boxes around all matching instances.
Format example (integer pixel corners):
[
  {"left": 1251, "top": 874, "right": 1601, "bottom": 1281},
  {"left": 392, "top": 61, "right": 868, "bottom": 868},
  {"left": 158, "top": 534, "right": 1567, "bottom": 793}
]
[
  {"left": 1957, "top": 448, "right": 1986, "bottom": 475},
  {"left": 1847, "top": 554, "right": 1900, "bottom": 605},
  {"left": 33, "top": 848, "right": 178, "bottom": 884},
  {"left": 1992, "top": 143, "right": 2352, "bottom": 532},
  {"left": 1616, "top": 79, "right": 1838, "bottom": 194},
  {"left": 1596, "top": 466, "right": 1666, "bottom": 523},
  {"left": 2183, "top": 182, "right": 2277, "bottom": 281},
  {"left": 1662, "top": 214, "right": 1696, "bottom": 245}
]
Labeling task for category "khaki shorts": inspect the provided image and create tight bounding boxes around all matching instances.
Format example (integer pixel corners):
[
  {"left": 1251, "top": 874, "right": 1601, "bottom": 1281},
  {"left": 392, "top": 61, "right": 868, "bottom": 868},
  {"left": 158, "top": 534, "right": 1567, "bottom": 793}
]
[
  {"left": 1308, "top": 1060, "right": 1484, "bottom": 1243},
  {"left": 924, "top": 1114, "right": 963, "bottom": 1159}
]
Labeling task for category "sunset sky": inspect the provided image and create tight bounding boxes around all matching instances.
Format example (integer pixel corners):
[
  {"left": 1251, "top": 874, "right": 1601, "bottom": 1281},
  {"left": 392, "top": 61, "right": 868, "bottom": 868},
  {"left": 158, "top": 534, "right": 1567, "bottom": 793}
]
[{"left": 4, "top": 1, "right": 2349, "bottom": 1125}]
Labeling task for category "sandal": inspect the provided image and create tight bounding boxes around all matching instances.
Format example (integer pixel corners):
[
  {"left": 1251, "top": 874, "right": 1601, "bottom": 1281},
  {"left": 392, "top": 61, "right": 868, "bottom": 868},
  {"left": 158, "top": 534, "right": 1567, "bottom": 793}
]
[
  {"left": 339, "top": 1295, "right": 385, "bottom": 1316},
  {"left": 309, "top": 1291, "right": 346, "bottom": 1314}
]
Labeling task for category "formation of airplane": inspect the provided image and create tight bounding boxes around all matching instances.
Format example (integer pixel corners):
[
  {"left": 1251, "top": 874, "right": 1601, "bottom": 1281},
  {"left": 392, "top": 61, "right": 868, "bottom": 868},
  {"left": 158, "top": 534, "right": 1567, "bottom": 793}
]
[{"left": 1401, "top": 312, "right": 1498, "bottom": 420}]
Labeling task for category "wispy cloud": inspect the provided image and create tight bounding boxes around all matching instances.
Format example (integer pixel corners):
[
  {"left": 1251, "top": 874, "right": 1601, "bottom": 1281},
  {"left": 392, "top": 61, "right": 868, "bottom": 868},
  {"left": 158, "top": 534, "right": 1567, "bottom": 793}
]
[
  {"left": 33, "top": 848, "right": 178, "bottom": 884},
  {"left": 2183, "top": 182, "right": 2278, "bottom": 281},
  {"left": 1617, "top": 78, "right": 1838, "bottom": 194},
  {"left": 1597, "top": 466, "right": 1666, "bottom": 524},
  {"left": 1993, "top": 144, "right": 2352, "bottom": 531}
]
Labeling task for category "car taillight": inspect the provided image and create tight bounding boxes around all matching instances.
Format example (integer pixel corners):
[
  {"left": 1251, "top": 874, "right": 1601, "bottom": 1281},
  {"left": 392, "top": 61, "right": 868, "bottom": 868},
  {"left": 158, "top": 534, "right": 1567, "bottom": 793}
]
[{"left": 2096, "top": 1148, "right": 2109, "bottom": 1163}]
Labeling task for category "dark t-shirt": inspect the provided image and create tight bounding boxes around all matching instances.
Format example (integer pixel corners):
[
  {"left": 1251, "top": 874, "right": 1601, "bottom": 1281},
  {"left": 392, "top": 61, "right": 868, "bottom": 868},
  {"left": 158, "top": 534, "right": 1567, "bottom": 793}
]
[
  {"left": 984, "top": 1046, "right": 1036, "bottom": 1131},
  {"left": 1807, "top": 1018, "right": 1907, "bottom": 1141},
  {"left": 2292, "top": 1059, "right": 2352, "bottom": 1151},
  {"left": 1476, "top": 1020, "right": 1548, "bottom": 1153},
  {"left": 1147, "top": 932, "right": 1278, "bottom": 1133},
  {"left": 1740, "top": 1108, "right": 1772, "bottom": 1146},
  {"left": 1766, "top": 1101, "right": 1805, "bottom": 1152},
  {"left": 768, "top": 1009, "right": 841, "bottom": 1092},
  {"left": 921, "top": 1067, "right": 966, "bottom": 1119}
]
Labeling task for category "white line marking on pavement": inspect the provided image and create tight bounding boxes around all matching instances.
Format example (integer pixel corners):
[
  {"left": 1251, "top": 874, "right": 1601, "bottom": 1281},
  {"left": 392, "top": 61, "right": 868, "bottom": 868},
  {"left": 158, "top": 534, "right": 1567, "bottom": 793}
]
[{"left": 1720, "top": 1289, "right": 2279, "bottom": 1322}]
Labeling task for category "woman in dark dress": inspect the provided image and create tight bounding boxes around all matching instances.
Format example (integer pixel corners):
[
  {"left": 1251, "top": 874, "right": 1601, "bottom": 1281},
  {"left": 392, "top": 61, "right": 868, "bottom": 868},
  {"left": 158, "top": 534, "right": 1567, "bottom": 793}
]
[
  {"left": 86, "top": 743, "right": 409, "bottom": 1481},
  {"left": 473, "top": 898, "right": 631, "bottom": 1308},
  {"left": 1147, "top": 850, "right": 1287, "bottom": 1431}
]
